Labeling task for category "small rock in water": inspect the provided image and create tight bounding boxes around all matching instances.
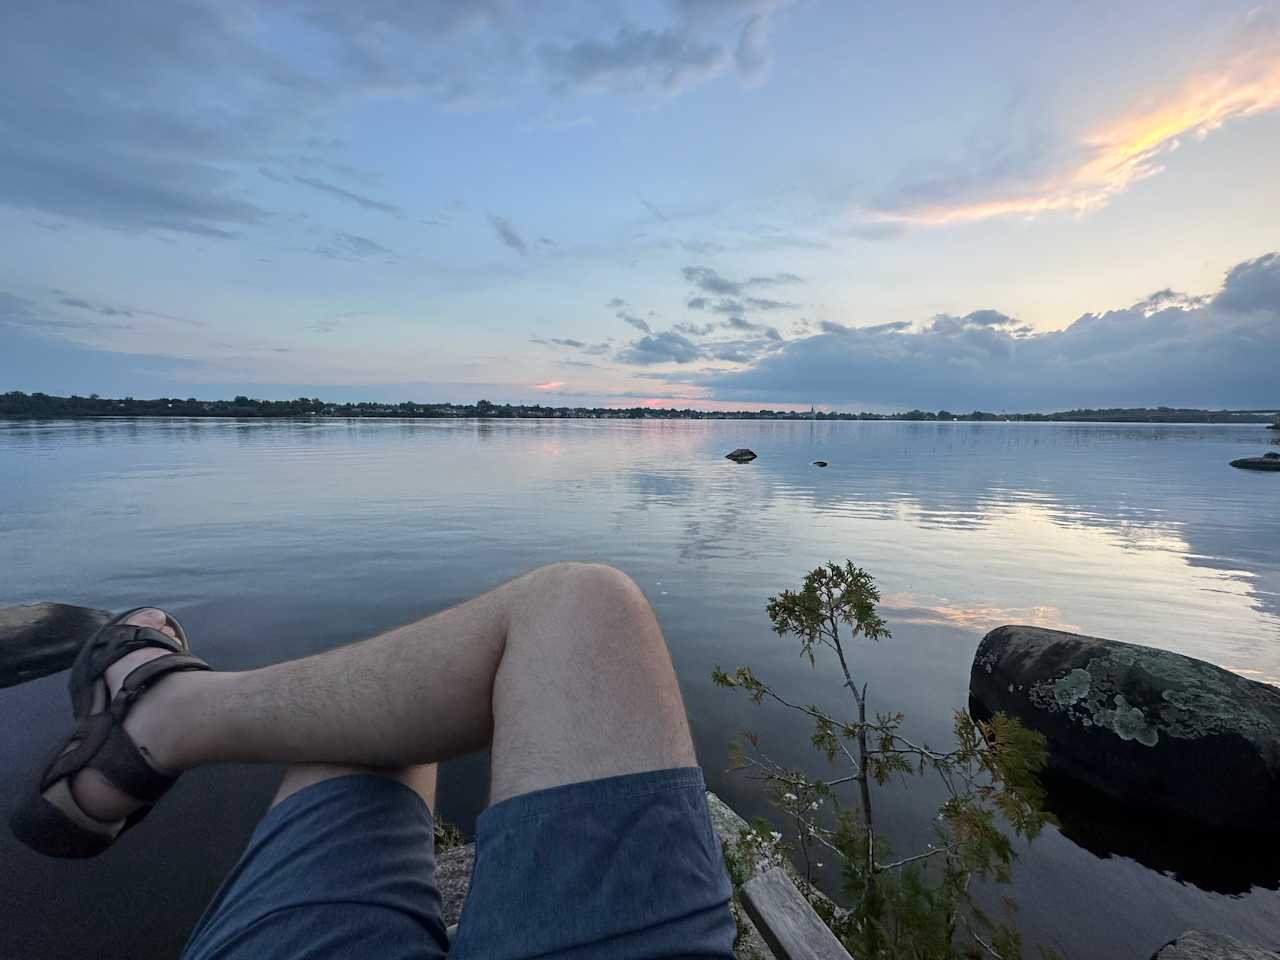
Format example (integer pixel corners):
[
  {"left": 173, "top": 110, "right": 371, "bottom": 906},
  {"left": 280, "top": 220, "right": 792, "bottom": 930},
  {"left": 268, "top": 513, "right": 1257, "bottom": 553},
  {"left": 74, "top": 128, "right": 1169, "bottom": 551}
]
[
  {"left": 812, "top": 460, "right": 829, "bottom": 468},
  {"left": 725, "top": 448, "right": 757, "bottom": 463},
  {"left": 1230, "top": 455, "right": 1280, "bottom": 471}
]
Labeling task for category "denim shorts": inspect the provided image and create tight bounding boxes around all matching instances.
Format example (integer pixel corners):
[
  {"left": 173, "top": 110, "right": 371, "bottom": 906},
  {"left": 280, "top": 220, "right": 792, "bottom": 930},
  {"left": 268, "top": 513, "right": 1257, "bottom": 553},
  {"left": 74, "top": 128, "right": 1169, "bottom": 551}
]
[{"left": 181, "top": 767, "right": 736, "bottom": 959}]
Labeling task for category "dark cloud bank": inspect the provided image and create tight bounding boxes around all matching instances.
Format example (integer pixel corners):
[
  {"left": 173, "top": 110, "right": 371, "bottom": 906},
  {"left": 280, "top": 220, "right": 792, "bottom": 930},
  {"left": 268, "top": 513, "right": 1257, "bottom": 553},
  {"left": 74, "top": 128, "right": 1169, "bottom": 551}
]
[{"left": 694, "top": 252, "right": 1280, "bottom": 410}]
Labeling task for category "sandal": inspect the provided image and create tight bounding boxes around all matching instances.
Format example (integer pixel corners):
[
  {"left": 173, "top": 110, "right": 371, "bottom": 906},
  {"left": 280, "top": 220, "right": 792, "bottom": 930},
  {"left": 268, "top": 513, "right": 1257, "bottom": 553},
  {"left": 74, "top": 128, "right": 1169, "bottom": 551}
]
[{"left": 11, "top": 608, "right": 210, "bottom": 858}]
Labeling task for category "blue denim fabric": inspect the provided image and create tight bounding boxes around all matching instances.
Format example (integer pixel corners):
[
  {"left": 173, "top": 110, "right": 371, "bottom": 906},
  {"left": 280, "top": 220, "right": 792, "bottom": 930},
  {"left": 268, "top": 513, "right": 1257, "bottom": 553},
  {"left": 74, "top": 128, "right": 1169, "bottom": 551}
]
[{"left": 182, "top": 768, "right": 735, "bottom": 960}]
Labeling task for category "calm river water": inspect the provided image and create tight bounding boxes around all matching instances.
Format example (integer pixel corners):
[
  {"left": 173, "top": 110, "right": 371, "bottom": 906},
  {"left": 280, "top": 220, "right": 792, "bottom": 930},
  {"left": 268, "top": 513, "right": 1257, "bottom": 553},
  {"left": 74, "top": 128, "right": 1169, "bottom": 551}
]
[{"left": 2, "top": 418, "right": 1278, "bottom": 958}]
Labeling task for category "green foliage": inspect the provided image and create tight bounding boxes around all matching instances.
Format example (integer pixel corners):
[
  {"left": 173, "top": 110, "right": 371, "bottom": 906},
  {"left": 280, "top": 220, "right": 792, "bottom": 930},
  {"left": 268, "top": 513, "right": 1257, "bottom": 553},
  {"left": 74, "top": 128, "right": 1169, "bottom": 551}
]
[
  {"left": 433, "top": 818, "right": 465, "bottom": 852},
  {"left": 721, "top": 821, "right": 788, "bottom": 960},
  {"left": 766, "top": 561, "right": 889, "bottom": 667},
  {"left": 715, "top": 560, "right": 1052, "bottom": 959}
]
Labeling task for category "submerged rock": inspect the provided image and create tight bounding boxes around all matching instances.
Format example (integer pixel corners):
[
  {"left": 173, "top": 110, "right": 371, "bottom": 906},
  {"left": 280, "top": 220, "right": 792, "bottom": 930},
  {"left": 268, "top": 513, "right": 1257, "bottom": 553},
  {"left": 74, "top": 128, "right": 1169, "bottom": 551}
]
[
  {"left": 725, "top": 448, "right": 758, "bottom": 463},
  {"left": 970, "top": 625, "right": 1280, "bottom": 833},
  {"left": 0, "top": 602, "right": 113, "bottom": 689},
  {"left": 1151, "top": 930, "right": 1277, "bottom": 959},
  {"left": 812, "top": 460, "right": 829, "bottom": 468},
  {"left": 1230, "top": 455, "right": 1280, "bottom": 471}
]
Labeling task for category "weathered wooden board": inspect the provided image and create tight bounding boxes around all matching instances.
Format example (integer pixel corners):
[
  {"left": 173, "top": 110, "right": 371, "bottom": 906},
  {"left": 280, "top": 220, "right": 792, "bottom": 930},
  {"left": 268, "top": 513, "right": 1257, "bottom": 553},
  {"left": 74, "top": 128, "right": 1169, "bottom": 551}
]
[
  {"left": 740, "top": 867, "right": 853, "bottom": 960},
  {"left": 0, "top": 603, "right": 112, "bottom": 688}
]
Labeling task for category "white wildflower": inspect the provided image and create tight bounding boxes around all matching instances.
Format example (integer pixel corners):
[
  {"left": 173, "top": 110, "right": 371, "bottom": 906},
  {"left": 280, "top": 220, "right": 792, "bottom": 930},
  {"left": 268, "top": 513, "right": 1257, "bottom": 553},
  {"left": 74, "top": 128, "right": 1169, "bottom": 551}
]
[{"left": 782, "top": 792, "right": 798, "bottom": 803}]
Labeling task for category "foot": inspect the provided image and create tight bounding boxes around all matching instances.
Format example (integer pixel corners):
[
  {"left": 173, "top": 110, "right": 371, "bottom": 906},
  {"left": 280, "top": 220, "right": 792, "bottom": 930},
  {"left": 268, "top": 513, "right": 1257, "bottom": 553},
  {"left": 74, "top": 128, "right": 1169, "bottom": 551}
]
[{"left": 58, "top": 609, "right": 188, "bottom": 827}]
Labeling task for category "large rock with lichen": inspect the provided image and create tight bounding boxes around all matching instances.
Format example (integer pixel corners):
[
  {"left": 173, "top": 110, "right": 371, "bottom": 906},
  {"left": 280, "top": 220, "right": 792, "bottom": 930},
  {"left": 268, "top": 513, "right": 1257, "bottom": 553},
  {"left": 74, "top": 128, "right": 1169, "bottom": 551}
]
[
  {"left": 970, "top": 626, "right": 1280, "bottom": 833},
  {"left": 1151, "top": 929, "right": 1278, "bottom": 959}
]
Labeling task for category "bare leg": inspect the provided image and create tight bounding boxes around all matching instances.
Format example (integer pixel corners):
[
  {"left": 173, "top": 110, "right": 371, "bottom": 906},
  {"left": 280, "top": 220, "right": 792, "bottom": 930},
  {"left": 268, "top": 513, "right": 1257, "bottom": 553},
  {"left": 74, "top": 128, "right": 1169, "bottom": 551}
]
[{"left": 70, "top": 563, "right": 695, "bottom": 820}]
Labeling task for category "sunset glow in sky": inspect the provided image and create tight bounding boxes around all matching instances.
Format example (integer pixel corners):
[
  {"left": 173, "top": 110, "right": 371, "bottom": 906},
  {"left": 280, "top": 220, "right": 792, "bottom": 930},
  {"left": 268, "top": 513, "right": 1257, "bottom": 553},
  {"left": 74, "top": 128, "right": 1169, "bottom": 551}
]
[{"left": 2, "top": 1, "right": 1278, "bottom": 410}]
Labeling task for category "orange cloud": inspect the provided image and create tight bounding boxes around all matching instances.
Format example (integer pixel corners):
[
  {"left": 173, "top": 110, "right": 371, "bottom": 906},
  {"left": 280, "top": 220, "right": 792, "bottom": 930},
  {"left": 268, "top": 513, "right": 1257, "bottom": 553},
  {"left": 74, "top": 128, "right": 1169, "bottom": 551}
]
[
  {"left": 874, "top": 24, "right": 1280, "bottom": 226},
  {"left": 534, "top": 380, "right": 564, "bottom": 390}
]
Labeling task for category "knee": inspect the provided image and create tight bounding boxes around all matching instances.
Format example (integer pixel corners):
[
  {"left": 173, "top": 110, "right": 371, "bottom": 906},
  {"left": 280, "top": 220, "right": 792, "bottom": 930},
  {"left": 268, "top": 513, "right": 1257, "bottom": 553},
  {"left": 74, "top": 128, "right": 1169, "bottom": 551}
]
[
  {"left": 537, "top": 561, "right": 645, "bottom": 606},
  {"left": 542, "top": 561, "right": 635, "bottom": 588},
  {"left": 525, "top": 562, "right": 657, "bottom": 640}
]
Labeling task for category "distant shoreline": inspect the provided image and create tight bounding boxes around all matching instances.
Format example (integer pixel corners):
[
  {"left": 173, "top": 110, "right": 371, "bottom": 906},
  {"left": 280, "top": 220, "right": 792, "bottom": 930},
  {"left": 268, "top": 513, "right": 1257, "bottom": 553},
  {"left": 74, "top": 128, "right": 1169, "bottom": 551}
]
[{"left": 3, "top": 391, "right": 1277, "bottom": 424}]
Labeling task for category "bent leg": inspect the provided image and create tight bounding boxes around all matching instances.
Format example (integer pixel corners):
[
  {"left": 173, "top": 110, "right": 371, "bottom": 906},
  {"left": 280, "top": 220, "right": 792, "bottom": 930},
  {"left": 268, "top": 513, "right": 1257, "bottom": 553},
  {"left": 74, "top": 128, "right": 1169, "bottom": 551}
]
[
  {"left": 103, "top": 563, "right": 728, "bottom": 959},
  {"left": 488, "top": 561, "right": 695, "bottom": 800},
  {"left": 131, "top": 562, "right": 694, "bottom": 789}
]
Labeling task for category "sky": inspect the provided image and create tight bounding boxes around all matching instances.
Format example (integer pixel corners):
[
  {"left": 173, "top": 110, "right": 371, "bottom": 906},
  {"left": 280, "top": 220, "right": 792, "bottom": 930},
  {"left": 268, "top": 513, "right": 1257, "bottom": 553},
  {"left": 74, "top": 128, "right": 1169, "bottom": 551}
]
[{"left": 1, "top": 0, "right": 1278, "bottom": 412}]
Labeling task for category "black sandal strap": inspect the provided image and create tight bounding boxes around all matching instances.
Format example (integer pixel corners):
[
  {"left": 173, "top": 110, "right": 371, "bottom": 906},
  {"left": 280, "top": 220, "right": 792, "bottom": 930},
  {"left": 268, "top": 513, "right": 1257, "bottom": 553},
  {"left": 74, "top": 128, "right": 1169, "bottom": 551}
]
[
  {"left": 91, "top": 726, "right": 179, "bottom": 802},
  {"left": 86, "top": 624, "right": 185, "bottom": 680},
  {"left": 40, "top": 713, "right": 113, "bottom": 790},
  {"left": 109, "top": 653, "right": 210, "bottom": 720},
  {"left": 40, "top": 654, "right": 209, "bottom": 798}
]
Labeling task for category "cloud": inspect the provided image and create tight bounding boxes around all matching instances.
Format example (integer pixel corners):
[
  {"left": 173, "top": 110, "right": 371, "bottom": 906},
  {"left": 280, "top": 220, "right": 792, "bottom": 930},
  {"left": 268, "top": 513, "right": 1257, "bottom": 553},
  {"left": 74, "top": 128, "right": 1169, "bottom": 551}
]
[
  {"left": 335, "top": 233, "right": 392, "bottom": 256},
  {"left": 869, "top": 19, "right": 1280, "bottom": 225},
  {"left": 489, "top": 215, "right": 528, "bottom": 256},
  {"left": 540, "top": 27, "right": 725, "bottom": 95},
  {"left": 1, "top": 291, "right": 135, "bottom": 334},
  {"left": 291, "top": 176, "right": 401, "bottom": 215},
  {"left": 0, "top": 2, "right": 787, "bottom": 237},
  {"left": 640, "top": 198, "right": 669, "bottom": 221},
  {"left": 682, "top": 265, "right": 804, "bottom": 297},
  {"left": 618, "top": 311, "right": 651, "bottom": 332},
  {"left": 699, "top": 250, "right": 1280, "bottom": 409},
  {"left": 531, "top": 335, "right": 611, "bottom": 356},
  {"left": 534, "top": 380, "right": 564, "bottom": 390},
  {"left": 606, "top": 297, "right": 627, "bottom": 308},
  {"left": 59, "top": 296, "right": 134, "bottom": 319},
  {"left": 616, "top": 331, "right": 704, "bottom": 365},
  {"left": 743, "top": 296, "right": 797, "bottom": 311},
  {"left": 735, "top": 12, "right": 773, "bottom": 81},
  {"left": 1215, "top": 252, "right": 1280, "bottom": 313},
  {"left": 309, "top": 232, "right": 394, "bottom": 260},
  {"left": 682, "top": 265, "right": 741, "bottom": 295},
  {"left": 722, "top": 315, "right": 782, "bottom": 340}
]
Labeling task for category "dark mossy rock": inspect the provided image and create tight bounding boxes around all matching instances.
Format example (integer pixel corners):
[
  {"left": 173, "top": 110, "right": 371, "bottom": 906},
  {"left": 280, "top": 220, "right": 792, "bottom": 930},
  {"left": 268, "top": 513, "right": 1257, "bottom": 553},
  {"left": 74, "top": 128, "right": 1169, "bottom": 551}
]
[
  {"left": 1230, "top": 456, "right": 1280, "bottom": 471},
  {"left": 1151, "top": 930, "right": 1278, "bottom": 959},
  {"left": 970, "top": 626, "right": 1280, "bottom": 834},
  {"left": 0, "top": 603, "right": 114, "bottom": 689},
  {"left": 726, "top": 448, "right": 758, "bottom": 463},
  {"left": 812, "top": 460, "right": 829, "bottom": 468}
]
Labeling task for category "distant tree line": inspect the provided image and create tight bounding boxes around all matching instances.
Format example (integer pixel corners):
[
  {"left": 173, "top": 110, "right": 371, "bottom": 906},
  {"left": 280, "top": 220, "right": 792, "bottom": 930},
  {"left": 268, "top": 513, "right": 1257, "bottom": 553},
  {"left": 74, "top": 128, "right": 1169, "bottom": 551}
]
[{"left": 0, "top": 391, "right": 1274, "bottom": 423}]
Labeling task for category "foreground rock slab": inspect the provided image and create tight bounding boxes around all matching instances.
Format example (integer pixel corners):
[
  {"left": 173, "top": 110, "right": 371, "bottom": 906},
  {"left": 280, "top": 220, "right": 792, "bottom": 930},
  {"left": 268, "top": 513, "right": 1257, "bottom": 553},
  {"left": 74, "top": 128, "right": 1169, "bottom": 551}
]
[
  {"left": 726, "top": 448, "right": 758, "bottom": 463},
  {"left": 1151, "top": 930, "right": 1278, "bottom": 959},
  {"left": 970, "top": 625, "right": 1280, "bottom": 833}
]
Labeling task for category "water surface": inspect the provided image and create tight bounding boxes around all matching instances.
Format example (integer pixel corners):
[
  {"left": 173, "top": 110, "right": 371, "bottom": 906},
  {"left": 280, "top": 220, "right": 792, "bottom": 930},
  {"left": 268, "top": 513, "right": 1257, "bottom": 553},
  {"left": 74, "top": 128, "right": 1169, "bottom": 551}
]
[{"left": 2, "top": 418, "right": 1278, "bottom": 958}]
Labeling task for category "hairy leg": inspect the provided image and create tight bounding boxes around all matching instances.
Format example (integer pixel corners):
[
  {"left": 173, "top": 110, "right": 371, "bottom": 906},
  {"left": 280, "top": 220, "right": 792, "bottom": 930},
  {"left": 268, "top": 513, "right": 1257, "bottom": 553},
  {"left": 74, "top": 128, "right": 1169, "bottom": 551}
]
[{"left": 74, "top": 562, "right": 694, "bottom": 819}]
